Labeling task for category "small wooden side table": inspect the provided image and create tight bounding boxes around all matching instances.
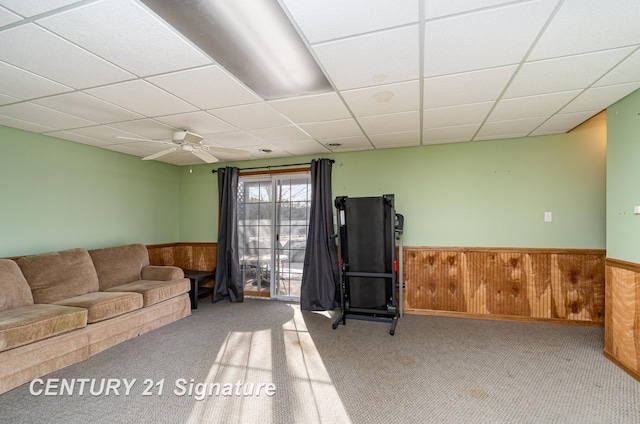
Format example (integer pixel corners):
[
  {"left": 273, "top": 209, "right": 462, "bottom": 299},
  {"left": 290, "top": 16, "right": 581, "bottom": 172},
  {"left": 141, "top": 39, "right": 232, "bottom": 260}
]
[{"left": 183, "top": 269, "right": 215, "bottom": 309}]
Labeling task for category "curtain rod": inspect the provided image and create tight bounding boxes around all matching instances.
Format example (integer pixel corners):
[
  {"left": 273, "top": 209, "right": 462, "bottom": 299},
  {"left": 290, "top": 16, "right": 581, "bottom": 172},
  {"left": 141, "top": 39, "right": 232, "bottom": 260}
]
[{"left": 211, "top": 159, "right": 334, "bottom": 174}]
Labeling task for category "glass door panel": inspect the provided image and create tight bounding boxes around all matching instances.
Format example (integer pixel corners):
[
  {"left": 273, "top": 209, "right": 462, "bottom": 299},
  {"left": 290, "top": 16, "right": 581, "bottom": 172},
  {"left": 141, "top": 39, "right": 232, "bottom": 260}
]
[
  {"left": 238, "top": 178, "right": 273, "bottom": 295},
  {"left": 273, "top": 176, "right": 311, "bottom": 300},
  {"left": 238, "top": 173, "right": 310, "bottom": 301}
]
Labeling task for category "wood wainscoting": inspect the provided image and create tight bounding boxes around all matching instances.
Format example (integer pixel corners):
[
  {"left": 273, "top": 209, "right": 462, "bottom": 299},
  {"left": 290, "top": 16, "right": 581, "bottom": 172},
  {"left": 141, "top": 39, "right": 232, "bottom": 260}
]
[
  {"left": 146, "top": 243, "right": 605, "bottom": 327},
  {"left": 147, "top": 242, "right": 217, "bottom": 271},
  {"left": 403, "top": 247, "right": 605, "bottom": 326},
  {"left": 604, "top": 258, "right": 640, "bottom": 381}
]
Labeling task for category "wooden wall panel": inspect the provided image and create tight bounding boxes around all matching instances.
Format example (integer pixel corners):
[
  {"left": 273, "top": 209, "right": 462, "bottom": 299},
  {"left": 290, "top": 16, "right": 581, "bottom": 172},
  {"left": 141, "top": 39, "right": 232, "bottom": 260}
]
[
  {"left": 404, "top": 250, "right": 467, "bottom": 313},
  {"left": 403, "top": 247, "right": 604, "bottom": 325},
  {"left": 147, "top": 243, "right": 217, "bottom": 271},
  {"left": 605, "top": 260, "right": 640, "bottom": 380},
  {"left": 467, "top": 251, "right": 534, "bottom": 317},
  {"left": 553, "top": 254, "right": 605, "bottom": 322}
]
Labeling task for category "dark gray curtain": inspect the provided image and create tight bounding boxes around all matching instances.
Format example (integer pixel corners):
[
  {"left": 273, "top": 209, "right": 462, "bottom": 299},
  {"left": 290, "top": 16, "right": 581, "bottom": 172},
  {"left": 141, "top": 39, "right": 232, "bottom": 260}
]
[
  {"left": 214, "top": 166, "right": 243, "bottom": 303},
  {"left": 301, "top": 159, "right": 339, "bottom": 310}
]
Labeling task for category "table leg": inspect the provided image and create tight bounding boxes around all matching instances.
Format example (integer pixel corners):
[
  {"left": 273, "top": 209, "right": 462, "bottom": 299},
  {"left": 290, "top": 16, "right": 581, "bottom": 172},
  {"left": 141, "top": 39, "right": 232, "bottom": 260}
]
[{"left": 189, "top": 278, "right": 197, "bottom": 309}]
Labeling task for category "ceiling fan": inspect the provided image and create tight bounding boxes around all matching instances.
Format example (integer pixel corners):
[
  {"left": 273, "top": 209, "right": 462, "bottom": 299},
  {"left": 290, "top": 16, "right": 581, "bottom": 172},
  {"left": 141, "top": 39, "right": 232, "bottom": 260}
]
[{"left": 117, "top": 130, "right": 246, "bottom": 163}]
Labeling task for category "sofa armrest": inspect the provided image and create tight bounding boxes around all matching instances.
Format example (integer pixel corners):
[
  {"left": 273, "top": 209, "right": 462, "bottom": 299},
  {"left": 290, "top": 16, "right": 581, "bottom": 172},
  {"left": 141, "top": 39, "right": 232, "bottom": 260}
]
[{"left": 141, "top": 265, "right": 184, "bottom": 281}]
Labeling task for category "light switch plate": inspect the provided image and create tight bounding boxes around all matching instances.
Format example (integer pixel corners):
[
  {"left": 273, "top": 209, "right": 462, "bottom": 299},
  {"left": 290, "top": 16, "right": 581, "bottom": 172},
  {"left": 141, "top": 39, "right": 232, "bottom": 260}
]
[{"left": 544, "top": 211, "right": 552, "bottom": 222}]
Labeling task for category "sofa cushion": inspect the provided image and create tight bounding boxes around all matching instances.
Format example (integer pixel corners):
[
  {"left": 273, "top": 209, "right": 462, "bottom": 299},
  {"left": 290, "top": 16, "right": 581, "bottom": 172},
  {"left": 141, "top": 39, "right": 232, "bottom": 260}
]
[
  {"left": 105, "top": 278, "right": 191, "bottom": 307},
  {"left": 0, "top": 259, "right": 33, "bottom": 310},
  {"left": 0, "top": 304, "right": 87, "bottom": 353},
  {"left": 89, "top": 244, "right": 150, "bottom": 291},
  {"left": 16, "top": 248, "right": 100, "bottom": 304},
  {"left": 141, "top": 265, "right": 184, "bottom": 281},
  {"left": 53, "top": 292, "right": 143, "bottom": 324}
]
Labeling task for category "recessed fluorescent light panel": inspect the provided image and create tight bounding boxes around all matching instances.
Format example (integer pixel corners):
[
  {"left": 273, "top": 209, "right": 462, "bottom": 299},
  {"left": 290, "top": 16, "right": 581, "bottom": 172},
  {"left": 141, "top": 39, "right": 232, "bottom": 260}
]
[{"left": 141, "top": 0, "right": 333, "bottom": 100}]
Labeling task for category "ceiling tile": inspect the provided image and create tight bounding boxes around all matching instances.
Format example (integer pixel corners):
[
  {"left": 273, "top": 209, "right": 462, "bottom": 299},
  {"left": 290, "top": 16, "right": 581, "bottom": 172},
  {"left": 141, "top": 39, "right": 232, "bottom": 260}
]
[
  {"left": 147, "top": 66, "right": 261, "bottom": 110},
  {"left": 424, "top": 0, "right": 558, "bottom": 76},
  {"left": 86, "top": 80, "right": 198, "bottom": 117},
  {"left": 595, "top": 49, "right": 640, "bottom": 87},
  {"left": 424, "top": 65, "right": 516, "bottom": 109},
  {"left": 561, "top": 83, "right": 640, "bottom": 114},
  {"left": 281, "top": 0, "right": 419, "bottom": 44},
  {"left": 505, "top": 48, "right": 636, "bottom": 98},
  {"left": 341, "top": 80, "right": 420, "bottom": 117},
  {"left": 424, "top": 102, "right": 493, "bottom": 129},
  {"left": 529, "top": 0, "right": 640, "bottom": 60},
  {"left": 101, "top": 142, "right": 150, "bottom": 157},
  {"left": 1, "top": 0, "right": 82, "bottom": 17},
  {"left": 368, "top": 130, "right": 420, "bottom": 148},
  {"left": 0, "top": 102, "right": 97, "bottom": 130},
  {"left": 0, "top": 60, "right": 72, "bottom": 100},
  {"left": 107, "top": 119, "right": 178, "bottom": 141},
  {"left": 530, "top": 111, "right": 600, "bottom": 135},
  {"left": 0, "top": 93, "right": 20, "bottom": 106},
  {"left": 488, "top": 90, "right": 582, "bottom": 122},
  {"left": 0, "top": 24, "right": 134, "bottom": 89},
  {"left": 476, "top": 116, "right": 548, "bottom": 139},
  {"left": 423, "top": 124, "right": 479, "bottom": 144},
  {"left": 278, "top": 140, "right": 330, "bottom": 156},
  {"left": 248, "top": 126, "right": 313, "bottom": 144},
  {"left": 65, "top": 125, "right": 146, "bottom": 143},
  {"left": 313, "top": 25, "right": 419, "bottom": 90},
  {"left": 357, "top": 110, "right": 419, "bottom": 135},
  {"left": 0, "top": 0, "right": 637, "bottom": 163},
  {"left": 246, "top": 145, "right": 293, "bottom": 158},
  {"left": 425, "top": 0, "right": 521, "bottom": 19},
  {"left": 33, "top": 92, "right": 143, "bottom": 124},
  {"left": 0, "top": 115, "right": 56, "bottom": 133},
  {"left": 0, "top": 6, "right": 21, "bottom": 25},
  {"left": 154, "top": 111, "right": 237, "bottom": 135},
  {"left": 268, "top": 92, "right": 351, "bottom": 123},
  {"left": 206, "top": 131, "right": 265, "bottom": 149},
  {"left": 38, "top": 0, "right": 212, "bottom": 77},
  {"left": 208, "top": 103, "right": 290, "bottom": 130},
  {"left": 299, "top": 119, "right": 363, "bottom": 140},
  {"left": 44, "top": 130, "right": 111, "bottom": 147},
  {"left": 322, "top": 135, "right": 372, "bottom": 152}
]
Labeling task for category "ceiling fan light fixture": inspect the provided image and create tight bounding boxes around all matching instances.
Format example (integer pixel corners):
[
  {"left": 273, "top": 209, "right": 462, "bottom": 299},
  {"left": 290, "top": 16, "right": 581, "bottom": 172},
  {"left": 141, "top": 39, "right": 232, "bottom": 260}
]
[{"left": 173, "top": 130, "right": 203, "bottom": 144}]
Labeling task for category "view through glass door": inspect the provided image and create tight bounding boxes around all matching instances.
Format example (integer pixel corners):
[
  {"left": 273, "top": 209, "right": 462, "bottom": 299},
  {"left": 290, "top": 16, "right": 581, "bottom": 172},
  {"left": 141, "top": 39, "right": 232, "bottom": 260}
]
[{"left": 237, "top": 172, "right": 311, "bottom": 301}]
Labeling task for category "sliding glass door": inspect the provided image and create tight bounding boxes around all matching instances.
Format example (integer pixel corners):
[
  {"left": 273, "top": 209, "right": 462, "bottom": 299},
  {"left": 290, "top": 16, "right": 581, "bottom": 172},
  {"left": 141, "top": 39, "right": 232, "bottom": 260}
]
[{"left": 237, "top": 172, "right": 311, "bottom": 301}]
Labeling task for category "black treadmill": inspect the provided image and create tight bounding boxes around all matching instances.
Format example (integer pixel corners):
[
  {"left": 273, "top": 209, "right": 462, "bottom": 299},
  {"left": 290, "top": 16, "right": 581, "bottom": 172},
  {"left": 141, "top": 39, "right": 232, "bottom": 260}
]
[{"left": 332, "top": 194, "right": 404, "bottom": 335}]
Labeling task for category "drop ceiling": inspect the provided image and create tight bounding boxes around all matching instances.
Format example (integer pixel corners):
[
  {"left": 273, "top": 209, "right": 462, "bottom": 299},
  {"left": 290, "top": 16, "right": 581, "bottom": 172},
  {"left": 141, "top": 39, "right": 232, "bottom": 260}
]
[{"left": 1, "top": 0, "right": 639, "bottom": 166}]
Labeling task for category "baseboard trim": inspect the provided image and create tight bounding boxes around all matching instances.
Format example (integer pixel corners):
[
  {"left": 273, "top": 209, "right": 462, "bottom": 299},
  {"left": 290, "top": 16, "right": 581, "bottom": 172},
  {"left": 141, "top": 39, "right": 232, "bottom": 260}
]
[
  {"left": 603, "top": 349, "right": 640, "bottom": 382},
  {"left": 404, "top": 308, "right": 604, "bottom": 327}
]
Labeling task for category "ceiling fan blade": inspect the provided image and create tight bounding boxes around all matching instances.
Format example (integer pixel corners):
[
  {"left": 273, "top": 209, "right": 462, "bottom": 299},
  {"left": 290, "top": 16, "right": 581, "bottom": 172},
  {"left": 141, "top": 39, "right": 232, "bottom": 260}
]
[
  {"left": 142, "top": 147, "right": 178, "bottom": 161},
  {"left": 192, "top": 150, "right": 219, "bottom": 163},
  {"left": 205, "top": 146, "right": 248, "bottom": 155}
]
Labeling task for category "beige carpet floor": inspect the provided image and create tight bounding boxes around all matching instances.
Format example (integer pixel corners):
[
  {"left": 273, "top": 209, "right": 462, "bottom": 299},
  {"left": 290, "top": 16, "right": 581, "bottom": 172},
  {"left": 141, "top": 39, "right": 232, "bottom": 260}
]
[{"left": 0, "top": 298, "right": 638, "bottom": 423}]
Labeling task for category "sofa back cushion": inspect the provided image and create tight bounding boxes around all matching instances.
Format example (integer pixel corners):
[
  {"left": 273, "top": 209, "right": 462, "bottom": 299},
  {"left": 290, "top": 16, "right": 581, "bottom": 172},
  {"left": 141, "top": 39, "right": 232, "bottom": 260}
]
[
  {"left": 0, "top": 259, "right": 34, "bottom": 310},
  {"left": 16, "top": 248, "right": 99, "bottom": 304},
  {"left": 88, "top": 244, "right": 150, "bottom": 291}
]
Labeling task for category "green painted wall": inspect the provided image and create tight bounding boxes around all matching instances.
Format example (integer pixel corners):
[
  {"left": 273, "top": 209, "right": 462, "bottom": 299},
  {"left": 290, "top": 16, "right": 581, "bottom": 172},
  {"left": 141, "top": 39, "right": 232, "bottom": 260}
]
[
  {"left": 0, "top": 109, "right": 607, "bottom": 257},
  {"left": 181, "top": 114, "right": 606, "bottom": 249},
  {"left": 607, "top": 89, "right": 640, "bottom": 263},
  {"left": 0, "top": 126, "right": 181, "bottom": 257}
]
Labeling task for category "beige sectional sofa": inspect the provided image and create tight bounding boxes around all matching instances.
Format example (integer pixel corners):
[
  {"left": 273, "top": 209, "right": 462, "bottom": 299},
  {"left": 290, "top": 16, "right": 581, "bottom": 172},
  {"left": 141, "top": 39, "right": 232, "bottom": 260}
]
[{"left": 0, "top": 244, "right": 191, "bottom": 395}]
